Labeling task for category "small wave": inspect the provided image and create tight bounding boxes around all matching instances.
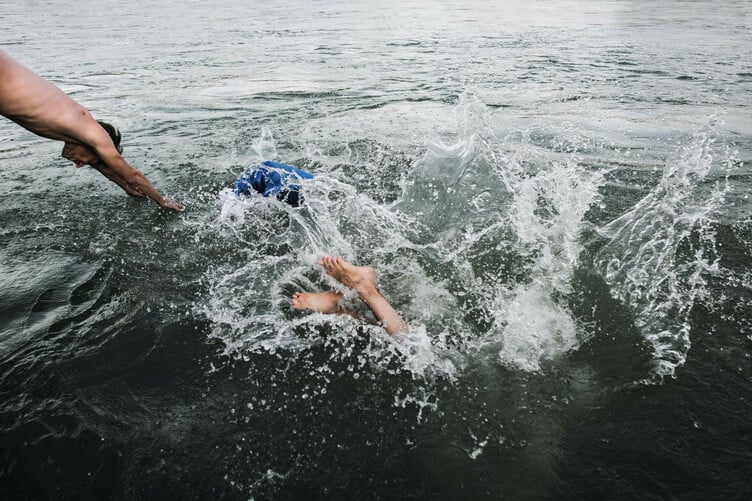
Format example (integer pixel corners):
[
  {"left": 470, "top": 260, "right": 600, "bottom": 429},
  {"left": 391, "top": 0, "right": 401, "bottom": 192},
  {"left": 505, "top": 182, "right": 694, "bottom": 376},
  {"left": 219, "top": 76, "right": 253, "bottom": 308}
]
[{"left": 195, "top": 78, "right": 342, "bottom": 99}]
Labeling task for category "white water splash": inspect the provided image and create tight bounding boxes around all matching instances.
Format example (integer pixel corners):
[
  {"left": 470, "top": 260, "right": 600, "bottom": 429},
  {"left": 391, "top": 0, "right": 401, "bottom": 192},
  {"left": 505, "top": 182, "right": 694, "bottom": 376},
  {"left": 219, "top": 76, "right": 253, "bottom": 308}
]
[
  {"left": 594, "top": 129, "right": 730, "bottom": 378},
  {"left": 204, "top": 93, "right": 604, "bottom": 389},
  {"left": 494, "top": 157, "right": 603, "bottom": 370},
  {"left": 398, "top": 92, "right": 602, "bottom": 371},
  {"left": 204, "top": 135, "right": 458, "bottom": 386},
  {"left": 495, "top": 283, "right": 579, "bottom": 372}
]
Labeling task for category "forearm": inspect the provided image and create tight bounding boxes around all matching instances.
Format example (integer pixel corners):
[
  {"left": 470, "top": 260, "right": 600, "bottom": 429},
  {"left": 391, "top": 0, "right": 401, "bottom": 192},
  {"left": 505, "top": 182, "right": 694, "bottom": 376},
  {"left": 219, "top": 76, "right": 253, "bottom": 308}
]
[
  {"left": 100, "top": 154, "right": 183, "bottom": 210},
  {"left": 65, "top": 116, "right": 182, "bottom": 210},
  {"left": 91, "top": 164, "right": 145, "bottom": 197},
  {"left": 121, "top": 167, "right": 169, "bottom": 202}
]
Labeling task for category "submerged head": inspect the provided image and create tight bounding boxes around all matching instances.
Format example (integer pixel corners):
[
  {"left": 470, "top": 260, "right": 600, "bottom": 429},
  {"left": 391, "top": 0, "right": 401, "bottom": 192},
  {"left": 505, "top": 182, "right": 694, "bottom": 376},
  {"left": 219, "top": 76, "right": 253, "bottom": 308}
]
[{"left": 61, "top": 120, "right": 123, "bottom": 168}]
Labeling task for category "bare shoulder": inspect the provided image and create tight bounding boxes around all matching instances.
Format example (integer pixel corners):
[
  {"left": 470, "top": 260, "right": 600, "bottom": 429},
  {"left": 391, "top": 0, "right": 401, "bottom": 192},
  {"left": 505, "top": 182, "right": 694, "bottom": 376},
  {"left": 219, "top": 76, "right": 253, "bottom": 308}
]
[
  {"left": 0, "top": 50, "right": 90, "bottom": 141},
  {"left": 0, "top": 50, "right": 52, "bottom": 110},
  {"left": 0, "top": 49, "right": 18, "bottom": 76}
]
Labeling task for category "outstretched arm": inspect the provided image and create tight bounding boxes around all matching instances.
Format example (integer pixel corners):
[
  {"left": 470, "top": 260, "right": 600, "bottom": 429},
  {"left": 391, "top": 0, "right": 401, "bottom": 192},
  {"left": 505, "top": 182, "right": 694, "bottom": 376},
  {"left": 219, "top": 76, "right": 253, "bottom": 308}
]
[
  {"left": 94, "top": 143, "right": 184, "bottom": 211},
  {"left": 0, "top": 50, "right": 183, "bottom": 211},
  {"left": 89, "top": 162, "right": 147, "bottom": 198},
  {"left": 76, "top": 114, "right": 184, "bottom": 211}
]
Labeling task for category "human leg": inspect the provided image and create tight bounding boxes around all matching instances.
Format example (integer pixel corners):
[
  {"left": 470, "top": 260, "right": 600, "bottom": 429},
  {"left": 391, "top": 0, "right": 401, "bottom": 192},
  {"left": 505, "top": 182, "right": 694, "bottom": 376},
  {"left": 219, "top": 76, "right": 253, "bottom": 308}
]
[{"left": 317, "top": 256, "right": 408, "bottom": 336}]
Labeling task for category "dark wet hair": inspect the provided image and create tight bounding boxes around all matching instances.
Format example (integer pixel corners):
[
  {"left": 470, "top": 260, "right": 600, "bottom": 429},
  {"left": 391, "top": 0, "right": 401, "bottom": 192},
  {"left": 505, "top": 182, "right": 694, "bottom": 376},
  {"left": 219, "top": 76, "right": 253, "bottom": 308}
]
[{"left": 96, "top": 120, "right": 123, "bottom": 154}]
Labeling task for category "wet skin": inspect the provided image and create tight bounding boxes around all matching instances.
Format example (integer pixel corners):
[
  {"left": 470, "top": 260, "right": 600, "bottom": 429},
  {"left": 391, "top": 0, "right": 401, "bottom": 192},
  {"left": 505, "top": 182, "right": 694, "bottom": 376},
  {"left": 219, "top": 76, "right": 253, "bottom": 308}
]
[{"left": 1, "top": 49, "right": 183, "bottom": 210}]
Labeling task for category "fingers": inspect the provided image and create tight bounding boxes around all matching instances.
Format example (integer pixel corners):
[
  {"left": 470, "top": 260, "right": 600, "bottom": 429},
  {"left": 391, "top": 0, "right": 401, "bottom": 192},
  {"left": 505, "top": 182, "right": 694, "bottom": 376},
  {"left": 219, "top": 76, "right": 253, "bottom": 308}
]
[{"left": 160, "top": 199, "right": 185, "bottom": 212}]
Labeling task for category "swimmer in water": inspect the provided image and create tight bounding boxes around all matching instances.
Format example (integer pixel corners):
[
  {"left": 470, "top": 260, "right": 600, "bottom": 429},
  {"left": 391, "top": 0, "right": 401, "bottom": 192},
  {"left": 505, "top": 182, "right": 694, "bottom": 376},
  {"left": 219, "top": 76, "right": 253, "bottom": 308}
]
[
  {"left": 291, "top": 256, "right": 408, "bottom": 336},
  {"left": 0, "top": 49, "right": 183, "bottom": 211}
]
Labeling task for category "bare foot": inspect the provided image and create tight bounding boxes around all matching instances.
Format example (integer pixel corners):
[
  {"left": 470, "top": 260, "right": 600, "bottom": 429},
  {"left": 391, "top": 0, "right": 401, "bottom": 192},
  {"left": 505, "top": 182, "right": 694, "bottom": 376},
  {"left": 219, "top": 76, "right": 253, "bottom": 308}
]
[
  {"left": 313, "top": 256, "right": 407, "bottom": 336},
  {"left": 291, "top": 290, "right": 343, "bottom": 313},
  {"left": 317, "top": 256, "right": 377, "bottom": 294}
]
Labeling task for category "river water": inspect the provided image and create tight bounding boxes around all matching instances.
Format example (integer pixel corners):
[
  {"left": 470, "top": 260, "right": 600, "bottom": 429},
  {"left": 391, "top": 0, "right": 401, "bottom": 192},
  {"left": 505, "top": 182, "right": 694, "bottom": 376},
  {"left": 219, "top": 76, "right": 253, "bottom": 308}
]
[{"left": 1, "top": 0, "right": 751, "bottom": 499}]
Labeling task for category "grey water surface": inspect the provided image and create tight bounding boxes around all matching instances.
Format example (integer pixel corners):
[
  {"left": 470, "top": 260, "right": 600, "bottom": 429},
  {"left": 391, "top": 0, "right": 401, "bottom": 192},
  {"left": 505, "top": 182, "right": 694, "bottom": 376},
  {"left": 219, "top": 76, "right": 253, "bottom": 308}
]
[{"left": 1, "top": 0, "right": 751, "bottom": 499}]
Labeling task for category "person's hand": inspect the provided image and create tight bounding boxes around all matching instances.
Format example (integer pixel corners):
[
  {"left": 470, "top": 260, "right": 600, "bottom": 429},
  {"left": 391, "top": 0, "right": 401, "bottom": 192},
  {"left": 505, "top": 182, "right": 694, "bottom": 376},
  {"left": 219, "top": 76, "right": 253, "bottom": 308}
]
[{"left": 160, "top": 198, "right": 185, "bottom": 212}]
